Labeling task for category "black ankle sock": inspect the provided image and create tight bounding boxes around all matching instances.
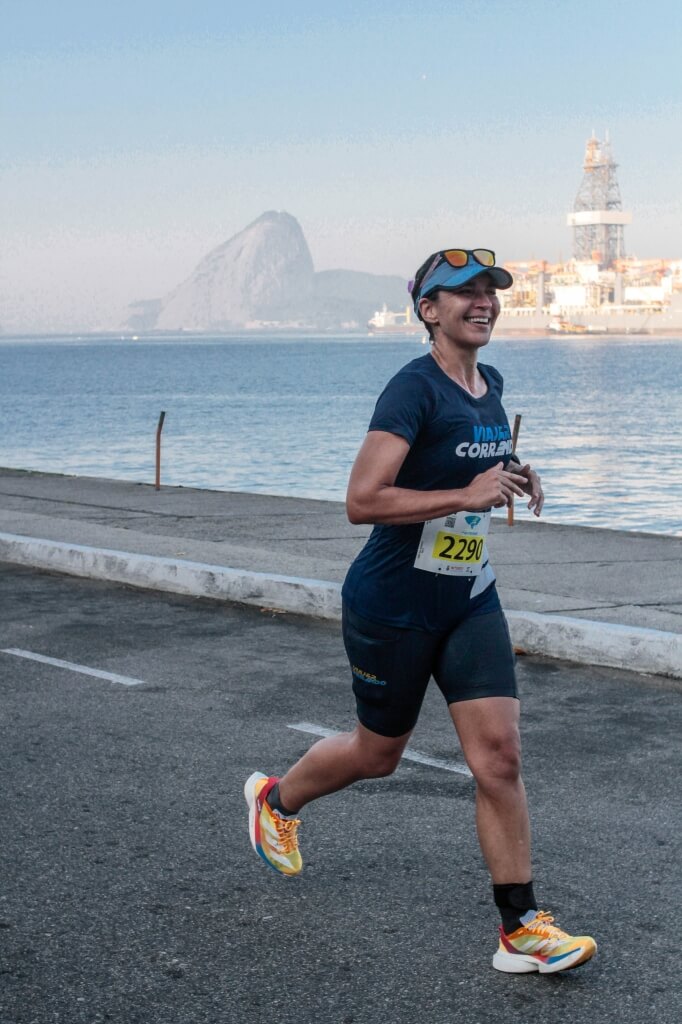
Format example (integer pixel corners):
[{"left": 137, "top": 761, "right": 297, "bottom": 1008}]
[
  {"left": 266, "top": 782, "right": 297, "bottom": 817},
  {"left": 493, "top": 881, "right": 538, "bottom": 934}
]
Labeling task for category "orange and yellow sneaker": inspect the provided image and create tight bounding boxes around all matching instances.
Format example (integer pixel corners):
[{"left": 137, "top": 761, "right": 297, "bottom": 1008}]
[
  {"left": 492, "top": 910, "right": 597, "bottom": 974},
  {"left": 244, "top": 772, "right": 302, "bottom": 876}
]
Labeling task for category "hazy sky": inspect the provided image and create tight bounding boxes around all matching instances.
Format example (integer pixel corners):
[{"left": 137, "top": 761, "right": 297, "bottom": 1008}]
[{"left": 2, "top": 0, "right": 681, "bottom": 331}]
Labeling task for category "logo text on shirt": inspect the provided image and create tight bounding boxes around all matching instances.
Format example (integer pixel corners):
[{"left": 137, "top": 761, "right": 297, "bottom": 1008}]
[{"left": 455, "top": 424, "right": 512, "bottom": 459}]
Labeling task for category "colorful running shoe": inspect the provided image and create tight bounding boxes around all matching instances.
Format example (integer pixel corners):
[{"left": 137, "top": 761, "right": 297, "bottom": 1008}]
[
  {"left": 492, "top": 910, "right": 597, "bottom": 974},
  {"left": 244, "top": 772, "right": 302, "bottom": 876}
]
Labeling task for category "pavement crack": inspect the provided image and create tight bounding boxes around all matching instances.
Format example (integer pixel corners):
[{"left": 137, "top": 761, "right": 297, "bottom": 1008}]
[
  {"left": 498, "top": 556, "right": 681, "bottom": 566},
  {"left": 511, "top": 599, "right": 678, "bottom": 613},
  {"left": 0, "top": 492, "right": 343, "bottom": 520}
]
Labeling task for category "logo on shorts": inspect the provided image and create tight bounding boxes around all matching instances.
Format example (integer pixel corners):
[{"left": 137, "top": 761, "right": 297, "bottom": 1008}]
[{"left": 351, "top": 665, "right": 386, "bottom": 686}]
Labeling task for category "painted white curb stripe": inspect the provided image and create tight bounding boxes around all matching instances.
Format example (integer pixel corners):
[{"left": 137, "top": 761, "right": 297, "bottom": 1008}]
[
  {"left": 505, "top": 610, "right": 682, "bottom": 681},
  {"left": 1, "top": 648, "right": 145, "bottom": 686},
  {"left": 1, "top": 532, "right": 680, "bottom": 679},
  {"left": 0, "top": 532, "right": 342, "bottom": 620},
  {"left": 288, "top": 721, "right": 472, "bottom": 777}
]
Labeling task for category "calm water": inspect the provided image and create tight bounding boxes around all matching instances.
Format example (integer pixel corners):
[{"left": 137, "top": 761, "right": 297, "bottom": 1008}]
[{"left": 1, "top": 333, "right": 680, "bottom": 535}]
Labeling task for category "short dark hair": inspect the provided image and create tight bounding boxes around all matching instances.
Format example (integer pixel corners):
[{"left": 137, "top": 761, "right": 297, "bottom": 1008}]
[
  {"left": 410, "top": 252, "right": 440, "bottom": 338},
  {"left": 410, "top": 253, "right": 438, "bottom": 309}
]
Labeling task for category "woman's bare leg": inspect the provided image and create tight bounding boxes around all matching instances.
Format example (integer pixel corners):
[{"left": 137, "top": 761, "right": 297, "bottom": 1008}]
[
  {"left": 277, "top": 722, "right": 412, "bottom": 813},
  {"left": 449, "top": 696, "right": 531, "bottom": 883}
]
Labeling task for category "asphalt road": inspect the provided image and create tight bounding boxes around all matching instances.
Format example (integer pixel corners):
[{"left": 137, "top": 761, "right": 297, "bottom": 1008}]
[{"left": 0, "top": 564, "right": 680, "bottom": 1024}]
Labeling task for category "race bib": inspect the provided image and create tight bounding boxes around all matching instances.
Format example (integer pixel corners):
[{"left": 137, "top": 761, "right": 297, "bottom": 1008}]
[{"left": 414, "top": 509, "right": 491, "bottom": 576}]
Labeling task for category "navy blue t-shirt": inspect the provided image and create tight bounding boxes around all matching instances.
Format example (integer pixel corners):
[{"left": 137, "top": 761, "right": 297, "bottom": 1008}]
[{"left": 342, "top": 353, "right": 514, "bottom": 632}]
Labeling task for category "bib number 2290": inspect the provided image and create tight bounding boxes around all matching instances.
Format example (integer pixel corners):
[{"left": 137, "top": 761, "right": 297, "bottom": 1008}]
[
  {"left": 414, "top": 510, "right": 491, "bottom": 577},
  {"left": 434, "top": 532, "right": 484, "bottom": 564}
]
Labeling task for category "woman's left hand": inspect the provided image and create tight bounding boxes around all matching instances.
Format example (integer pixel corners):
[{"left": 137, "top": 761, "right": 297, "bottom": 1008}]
[{"left": 516, "top": 464, "right": 544, "bottom": 517}]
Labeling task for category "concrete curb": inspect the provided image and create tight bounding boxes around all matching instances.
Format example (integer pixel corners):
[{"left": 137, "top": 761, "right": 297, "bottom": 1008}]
[
  {"left": 505, "top": 610, "right": 682, "bottom": 681},
  {"left": 2, "top": 531, "right": 681, "bottom": 681},
  {"left": 0, "top": 532, "right": 342, "bottom": 621}
]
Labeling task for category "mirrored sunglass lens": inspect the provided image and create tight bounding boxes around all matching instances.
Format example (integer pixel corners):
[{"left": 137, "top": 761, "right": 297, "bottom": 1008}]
[
  {"left": 473, "top": 249, "right": 495, "bottom": 266},
  {"left": 443, "top": 249, "right": 469, "bottom": 268}
]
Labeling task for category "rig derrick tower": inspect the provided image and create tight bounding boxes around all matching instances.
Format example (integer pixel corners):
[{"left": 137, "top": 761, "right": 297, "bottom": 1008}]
[{"left": 567, "top": 133, "right": 632, "bottom": 269}]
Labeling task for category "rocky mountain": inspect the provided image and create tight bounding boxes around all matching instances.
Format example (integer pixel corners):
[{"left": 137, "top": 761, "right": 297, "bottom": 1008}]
[{"left": 124, "top": 211, "right": 409, "bottom": 332}]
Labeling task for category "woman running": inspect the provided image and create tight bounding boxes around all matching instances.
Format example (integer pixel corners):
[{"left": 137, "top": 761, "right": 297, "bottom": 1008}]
[{"left": 245, "top": 247, "right": 596, "bottom": 975}]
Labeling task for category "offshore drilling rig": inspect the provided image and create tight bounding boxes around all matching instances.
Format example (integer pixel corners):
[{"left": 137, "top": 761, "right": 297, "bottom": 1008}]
[
  {"left": 567, "top": 133, "right": 632, "bottom": 268},
  {"left": 370, "top": 133, "right": 682, "bottom": 336},
  {"left": 490, "top": 132, "right": 682, "bottom": 334}
]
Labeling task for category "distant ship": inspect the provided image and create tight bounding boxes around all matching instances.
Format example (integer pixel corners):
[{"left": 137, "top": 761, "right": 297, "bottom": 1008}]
[
  {"left": 368, "top": 304, "right": 425, "bottom": 336},
  {"left": 496, "top": 292, "right": 682, "bottom": 336},
  {"left": 548, "top": 319, "right": 606, "bottom": 335},
  {"left": 496, "top": 257, "right": 682, "bottom": 336}
]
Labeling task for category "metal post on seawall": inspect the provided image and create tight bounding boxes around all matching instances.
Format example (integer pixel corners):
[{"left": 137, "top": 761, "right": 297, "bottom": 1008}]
[
  {"left": 507, "top": 413, "right": 522, "bottom": 526},
  {"left": 155, "top": 411, "right": 166, "bottom": 491}
]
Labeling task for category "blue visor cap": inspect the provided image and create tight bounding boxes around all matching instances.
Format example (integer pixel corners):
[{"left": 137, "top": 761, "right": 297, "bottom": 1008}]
[{"left": 413, "top": 260, "right": 513, "bottom": 316}]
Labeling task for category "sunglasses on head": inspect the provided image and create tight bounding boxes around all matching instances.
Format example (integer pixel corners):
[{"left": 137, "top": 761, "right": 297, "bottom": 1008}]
[{"left": 418, "top": 248, "right": 496, "bottom": 286}]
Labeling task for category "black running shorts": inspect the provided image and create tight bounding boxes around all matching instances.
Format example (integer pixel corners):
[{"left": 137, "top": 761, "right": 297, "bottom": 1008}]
[{"left": 342, "top": 586, "right": 517, "bottom": 738}]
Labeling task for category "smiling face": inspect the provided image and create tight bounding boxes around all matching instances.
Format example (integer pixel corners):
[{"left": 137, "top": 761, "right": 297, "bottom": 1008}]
[{"left": 418, "top": 273, "right": 501, "bottom": 348}]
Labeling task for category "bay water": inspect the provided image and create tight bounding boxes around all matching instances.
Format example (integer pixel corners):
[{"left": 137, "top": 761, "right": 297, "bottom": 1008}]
[{"left": 0, "top": 333, "right": 680, "bottom": 536}]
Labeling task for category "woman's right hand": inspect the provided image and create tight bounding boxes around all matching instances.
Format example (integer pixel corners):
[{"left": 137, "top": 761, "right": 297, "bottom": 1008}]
[{"left": 462, "top": 461, "right": 527, "bottom": 510}]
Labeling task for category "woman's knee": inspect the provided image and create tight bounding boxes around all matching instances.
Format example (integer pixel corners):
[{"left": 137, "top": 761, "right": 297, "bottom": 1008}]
[
  {"left": 359, "top": 746, "right": 403, "bottom": 778},
  {"left": 469, "top": 729, "right": 522, "bottom": 789},
  {"left": 352, "top": 728, "right": 406, "bottom": 778}
]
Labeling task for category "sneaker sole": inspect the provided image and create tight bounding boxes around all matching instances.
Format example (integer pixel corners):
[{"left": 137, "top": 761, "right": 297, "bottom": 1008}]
[
  {"left": 244, "top": 771, "right": 270, "bottom": 866},
  {"left": 244, "top": 772, "right": 300, "bottom": 876},
  {"left": 493, "top": 943, "right": 596, "bottom": 974}
]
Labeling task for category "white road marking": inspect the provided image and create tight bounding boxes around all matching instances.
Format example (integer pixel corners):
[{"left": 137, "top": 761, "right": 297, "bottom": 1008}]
[
  {"left": 1, "top": 648, "right": 145, "bottom": 687},
  {"left": 287, "top": 721, "right": 472, "bottom": 777}
]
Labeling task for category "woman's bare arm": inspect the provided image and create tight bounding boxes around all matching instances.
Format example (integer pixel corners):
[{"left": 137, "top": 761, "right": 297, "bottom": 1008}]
[{"left": 346, "top": 431, "right": 526, "bottom": 525}]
